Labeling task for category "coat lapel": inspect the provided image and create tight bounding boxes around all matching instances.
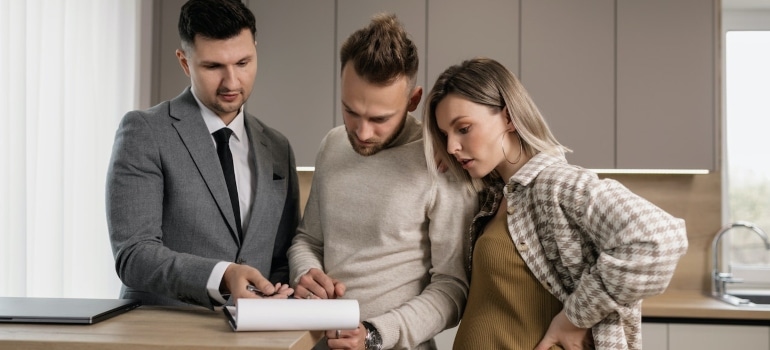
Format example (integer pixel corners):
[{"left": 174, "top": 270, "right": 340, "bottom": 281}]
[
  {"left": 241, "top": 114, "right": 284, "bottom": 252},
  {"left": 169, "top": 88, "right": 241, "bottom": 245}
]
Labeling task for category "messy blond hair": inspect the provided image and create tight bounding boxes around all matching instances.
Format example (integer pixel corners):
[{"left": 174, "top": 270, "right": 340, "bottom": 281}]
[{"left": 339, "top": 13, "right": 418, "bottom": 88}]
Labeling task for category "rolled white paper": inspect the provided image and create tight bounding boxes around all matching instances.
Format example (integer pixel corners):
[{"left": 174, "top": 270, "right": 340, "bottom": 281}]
[{"left": 226, "top": 299, "right": 360, "bottom": 331}]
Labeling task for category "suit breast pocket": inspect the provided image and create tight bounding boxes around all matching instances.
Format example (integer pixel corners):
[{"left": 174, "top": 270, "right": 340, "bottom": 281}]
[{"left": 267, "top": 174, "right": 288, "bottom": 199}]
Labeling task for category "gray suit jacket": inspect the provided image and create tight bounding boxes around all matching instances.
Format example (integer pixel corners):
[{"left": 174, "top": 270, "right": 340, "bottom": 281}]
[{"left": 106, "top": 88, "right": 299, "bottom": 309}]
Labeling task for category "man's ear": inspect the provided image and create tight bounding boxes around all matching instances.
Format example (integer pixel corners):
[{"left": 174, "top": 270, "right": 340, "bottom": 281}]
[
  {"left": 176, "top": 49, "right": 191, "bottom": 77},
  {"left": 407, "top": 86, "right": 423, "bottom": 112}
]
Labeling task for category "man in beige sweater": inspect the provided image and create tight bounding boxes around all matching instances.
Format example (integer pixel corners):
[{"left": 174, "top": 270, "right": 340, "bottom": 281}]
[{"left": 287, "top": 13, "right": 476, "bottom": 350}]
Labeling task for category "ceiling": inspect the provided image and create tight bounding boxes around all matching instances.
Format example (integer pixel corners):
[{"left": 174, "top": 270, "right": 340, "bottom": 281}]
[{"left": 723, "top": 0, "right": 770, "bottom": 10}]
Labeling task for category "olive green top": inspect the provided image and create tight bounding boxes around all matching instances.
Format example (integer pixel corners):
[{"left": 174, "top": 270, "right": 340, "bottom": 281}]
[{"left": 454, "top": 209, "right": 563, "bottom": 350}]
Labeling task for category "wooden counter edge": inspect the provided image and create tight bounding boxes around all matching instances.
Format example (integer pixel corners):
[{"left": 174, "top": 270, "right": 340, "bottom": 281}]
[{"left": 642, "top": 290, "right": 770, "bottom": 321}]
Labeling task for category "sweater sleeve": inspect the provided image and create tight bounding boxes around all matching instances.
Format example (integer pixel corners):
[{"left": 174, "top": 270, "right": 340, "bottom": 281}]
[
  {"left": 286, "top": 138, "right": 328, "bottom": 285},
  {"left": 562, "top": 173, "right": 688, "bottom": 328},
  {"left": 367, "top": 174, "right": 477, "bottom": 349}
]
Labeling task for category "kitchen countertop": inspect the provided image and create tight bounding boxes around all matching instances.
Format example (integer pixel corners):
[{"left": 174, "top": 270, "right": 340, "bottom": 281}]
[
  {"left": 642, "top": 289, "right": 770, "bottom": 322},
  {"left": 0, "top": 306, "right": 323, "bottom": 349}
]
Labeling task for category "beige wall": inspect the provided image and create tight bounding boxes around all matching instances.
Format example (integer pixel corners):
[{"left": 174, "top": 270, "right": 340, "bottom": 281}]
[
  {"left": 297, "top": 170, "right": 721, "bottom": 294},
  {"left": 298, "top": 171, "right": 313, "bottom": 216}
]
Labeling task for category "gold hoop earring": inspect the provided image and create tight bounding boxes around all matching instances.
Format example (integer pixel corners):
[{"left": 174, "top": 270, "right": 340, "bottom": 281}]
[{"left": 501, "top": 132, "right": 523, "bottom": 165}]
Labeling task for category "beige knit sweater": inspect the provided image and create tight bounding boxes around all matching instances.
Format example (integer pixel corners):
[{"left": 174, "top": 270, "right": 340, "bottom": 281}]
[{"left": 288, "top": 116, "right": 477, "bottom": 349}]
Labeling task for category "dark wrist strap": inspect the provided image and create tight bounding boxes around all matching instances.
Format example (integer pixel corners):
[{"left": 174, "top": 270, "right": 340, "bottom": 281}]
[{"left": 362, "top": 321, "right": 383, "bottom": 350}]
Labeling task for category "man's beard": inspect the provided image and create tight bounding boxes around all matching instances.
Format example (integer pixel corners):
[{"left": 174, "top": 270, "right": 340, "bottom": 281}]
[{"left": 346, "top": 114, "right": 407, "bottom": 156}]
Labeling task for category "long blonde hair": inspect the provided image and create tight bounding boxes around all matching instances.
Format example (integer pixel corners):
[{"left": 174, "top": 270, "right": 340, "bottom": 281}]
[{"left": 423, "top": 57, "right": 570, "bottom": 192}]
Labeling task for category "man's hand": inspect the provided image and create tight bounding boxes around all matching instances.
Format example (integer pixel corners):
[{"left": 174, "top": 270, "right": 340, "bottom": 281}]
[
  {"left": 296, "top": 268, "right": 345, "bottom": 299},
  {"left": 534, "top": 310, "right": 593, "bottom": 350},
  {"left": 222, "top": 263, "right": 294, "bottom": 300},
  {"left": 325, "top": 322, "right": 365, "bottom": 350}
]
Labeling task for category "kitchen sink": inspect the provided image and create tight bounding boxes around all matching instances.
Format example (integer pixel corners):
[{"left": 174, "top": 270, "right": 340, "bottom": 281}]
[
  {"left": 711, "top": 222, "right": 770, "bottom": 308},
  {"left": 716, "top": 292, "right": 770, "bottom": 308},
  {"left": 730, "top": 293, "right": 770, "bottom": 305}
]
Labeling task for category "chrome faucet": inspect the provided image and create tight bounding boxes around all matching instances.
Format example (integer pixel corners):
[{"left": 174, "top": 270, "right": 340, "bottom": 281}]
[{"left": 711, "top": 221, "right": 770, "bottom": 298}]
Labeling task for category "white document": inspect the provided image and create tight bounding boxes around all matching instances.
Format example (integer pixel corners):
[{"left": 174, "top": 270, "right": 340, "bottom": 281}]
[{"left": 224, "top": 299, "right": 360, "bottom": 332}]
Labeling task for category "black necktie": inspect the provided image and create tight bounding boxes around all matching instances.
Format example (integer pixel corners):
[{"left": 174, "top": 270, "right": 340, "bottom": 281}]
[{"left": 212, "top": 128, "right": 243, "bottom": 240}]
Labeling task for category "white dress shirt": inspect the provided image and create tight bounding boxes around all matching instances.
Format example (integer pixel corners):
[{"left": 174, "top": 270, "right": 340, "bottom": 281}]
[{"left": 191, "top": 92, "right": 256, "bottom": 304}]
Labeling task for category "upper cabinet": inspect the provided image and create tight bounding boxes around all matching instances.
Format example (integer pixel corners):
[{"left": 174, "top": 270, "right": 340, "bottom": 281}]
[
  {"left": 616, "top": 0, "right": 716, "bottom": 170},
  {"left": 520, "top": 0, "right": 717, "bottom": 171},
  {"left": 247, "top": 1, "right": 336, "bottom": 167},
  {"left": 151, "top": 0, "right": 718, "bottom": 171},
  {"left": 427, "top": 0, "right": 520, "bottom": 92},
  {"left": 520, "top": 0, "right": 615, "bottom": 169},
  {"left": 152, "top": 0, "right": 188, "bottom": 104},
  {"left": 335, "top": 1, "right": 428, "bottom": 127}
]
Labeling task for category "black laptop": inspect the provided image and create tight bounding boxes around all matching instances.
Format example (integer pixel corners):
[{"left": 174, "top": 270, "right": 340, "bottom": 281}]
[{"left": 0, "top": 297, "right": 141, "bottom": 324}]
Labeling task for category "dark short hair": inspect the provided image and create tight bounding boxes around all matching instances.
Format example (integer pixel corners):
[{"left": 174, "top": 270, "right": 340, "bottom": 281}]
[
  {"left": 340, "top": 13, "right": 418, "bottom": 86},
  {"left": 178, "top": 0, "right": 256, "bottom": 49}
]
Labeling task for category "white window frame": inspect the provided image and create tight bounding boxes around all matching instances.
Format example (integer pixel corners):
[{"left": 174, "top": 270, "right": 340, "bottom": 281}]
[{"left": 722, "top": 9, "right": 770, "bottom": 286}]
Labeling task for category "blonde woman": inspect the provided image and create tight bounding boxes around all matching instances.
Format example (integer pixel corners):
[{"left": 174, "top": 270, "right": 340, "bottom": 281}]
[{"left": 423, "top": 57, "right": 688, "bottom": 350}]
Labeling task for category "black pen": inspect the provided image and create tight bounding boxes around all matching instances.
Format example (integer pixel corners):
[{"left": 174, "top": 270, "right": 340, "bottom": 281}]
[{"left": 246, "top": 284, "right": 274, "bottom": 297}]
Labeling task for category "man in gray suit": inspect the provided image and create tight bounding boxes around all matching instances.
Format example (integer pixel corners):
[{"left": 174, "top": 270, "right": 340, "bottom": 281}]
[{"left": 106, "top": 0, "right": 298, "bottom": 308}]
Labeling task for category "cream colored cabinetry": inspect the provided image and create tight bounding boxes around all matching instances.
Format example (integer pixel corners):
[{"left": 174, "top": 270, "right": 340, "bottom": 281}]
[
  {"left": 668, "top": 323, "right": 770, "bottom": 350},
  {"left": 152, "top": 0, "right": 190, "bottom": 105},
  {"left": 616, "top": 0, "right": 716, "bottom": 170},
  {"left": 642, "top": 322, "right": 669, "bottom": 350},
  {"left": 334, "top": 1, "right": 428, "bottom": 127},
  {"left": 520, "top": 0, "right": 615, "bottom": 169},
  {"left": 436, "top": 322, "right": 770, "bottom": 350},
  {"left": 434, "top": 324, "right": 458, "bottom": 349},
  {"left": 520, "top": 0, "right": 716, "bottom": 170},
  {"left": 246, "top": 1, "right": 336, "bottom": 167},
  {"left": 426, "top": 0, "right": 520, "bottom": 90},
  {"left": 152, "top": 1, "right": 717, "bottom": 170}
]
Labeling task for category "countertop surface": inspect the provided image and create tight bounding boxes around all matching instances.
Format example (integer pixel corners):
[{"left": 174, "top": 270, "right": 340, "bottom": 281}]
[
  {"left": 0, "top": 305, "right": 323, "bottom": 350},
  {"left": 642, "top": 289, "right": 770, "bottom": 321}
]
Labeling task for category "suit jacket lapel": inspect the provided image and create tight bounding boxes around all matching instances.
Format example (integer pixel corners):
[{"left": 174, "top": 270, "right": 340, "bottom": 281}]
[
  {"left": 169, "top": 88, "right": 241, "bottom": 245},
  {"left": 242, "top": 114, "right": 282, "bottom": 251}
]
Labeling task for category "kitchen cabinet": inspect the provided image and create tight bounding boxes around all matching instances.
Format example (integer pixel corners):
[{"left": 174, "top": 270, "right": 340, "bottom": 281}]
[
  {"left": 438, "top": 322, "right": 770, "bottom": 350},
  {"left": 616, "top": 0, "right": 716, "bottom": 170},
  {"left": 150, "top": 0, "right": 335, "bottom": 167},
  {"left": 152, "top": 0, "right": 189, "bottom": 105},
  {"left": 642, "top": 322, "right": 668, "bottom": 350},
  {"left": 247, "top": 1, "right": 336, "bottom": 167},
  {"left": 434, "top": 324, "right": 458, "bottom": 349},
  {"left": 668, "top": 323, "right": 770, "bottom": 350},
  {"left": 151, "top": 0, "right": 717, "bottom": 171},
  {"left": 520, "top": 0, "right": 615, "bottom": 169},
  {"left": 335, "top": 1, "right": 428, "bottom": 127},
  {"left": 520, "top": 0, "right": 716, "bottom": 170},
  {"left": 427, "top": 0, "right": 520, "bottom": 91}
]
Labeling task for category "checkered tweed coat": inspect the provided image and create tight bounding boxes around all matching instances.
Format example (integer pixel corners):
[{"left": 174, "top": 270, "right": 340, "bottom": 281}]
[{"left": 466, "top": 153, "right": 688, "bottom": 350}]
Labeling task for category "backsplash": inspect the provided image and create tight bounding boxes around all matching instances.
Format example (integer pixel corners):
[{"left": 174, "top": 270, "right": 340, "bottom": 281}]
[
  {"left": 297, "top": 170, "right": 721, "bottom": 293},
  {"left": 603, "top": 172, "right": 721, "bottom": 293}
]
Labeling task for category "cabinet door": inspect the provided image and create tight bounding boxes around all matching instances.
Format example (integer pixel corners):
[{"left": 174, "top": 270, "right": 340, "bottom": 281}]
[
  {"left": 247, "top": 1, "right": 335, "bottom": 167},
  {"left": 434, "top": 324, "right": 458, "bottom": 350},
  {"left": 152, "top": 0, "right": 189, "bottom": 105},
  {"left": 335, "top": 1, "right": 427, "bottom": 126},
  {"left": 427, "top": 0, "right": 520, "bottom": 97},
  {"left": 668, "top": 324, "right": 770, "bottom": 350},
  {"left": 642, "top": 322, "right": 668, "bottom": 350},
  {"left": 616, "top": 0, "right": 716, "bottom": 170},
  {"left": 520, "top": 0, "right": 614, "bottom": 169}
]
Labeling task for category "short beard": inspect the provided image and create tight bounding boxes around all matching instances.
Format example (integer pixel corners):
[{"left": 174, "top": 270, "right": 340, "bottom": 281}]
[{"left": 346, "top": 114, "right": 407, "bottom": 156}]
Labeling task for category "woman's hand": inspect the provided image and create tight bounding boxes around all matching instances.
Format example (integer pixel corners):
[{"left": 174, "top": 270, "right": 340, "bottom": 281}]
[{"left": 534, "top": 310, "right": 593, "bottom": 350}]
